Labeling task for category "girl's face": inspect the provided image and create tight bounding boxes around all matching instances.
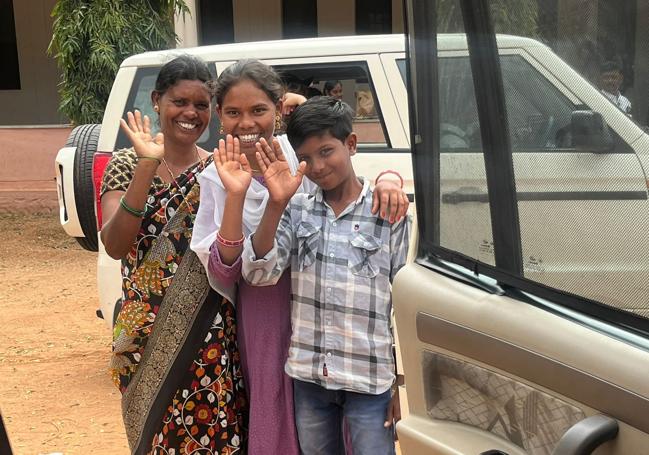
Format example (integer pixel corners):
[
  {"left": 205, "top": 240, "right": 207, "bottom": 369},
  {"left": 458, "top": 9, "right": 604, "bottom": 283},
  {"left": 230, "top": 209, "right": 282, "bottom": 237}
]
[
  {"left": 217, "top": 79, "right": 281, "bottom": 160},
  {"left": 153, "top": 79, "right": 211, "bottom": 147},
  {"left": 329, "top": 83, "right": 343, "bottom": 100}
]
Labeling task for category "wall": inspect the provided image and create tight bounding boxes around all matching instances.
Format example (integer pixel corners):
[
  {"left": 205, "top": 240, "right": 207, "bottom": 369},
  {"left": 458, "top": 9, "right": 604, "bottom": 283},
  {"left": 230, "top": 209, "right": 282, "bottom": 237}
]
[{"left": 0, "top": 0, "right": 64, "bottom": 126}]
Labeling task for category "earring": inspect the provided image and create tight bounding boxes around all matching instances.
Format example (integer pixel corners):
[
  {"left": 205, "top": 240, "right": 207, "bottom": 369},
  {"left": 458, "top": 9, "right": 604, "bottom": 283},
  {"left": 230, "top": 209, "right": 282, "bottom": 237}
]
[
  {"left": 274, "top": 113, "right": 282, "bottom": 131},
  {"left": 219, "top": 124, "right": 224, "bottom": 134},
  {"left": 154, "top": 105, "right": 159, "bottom": 112}
]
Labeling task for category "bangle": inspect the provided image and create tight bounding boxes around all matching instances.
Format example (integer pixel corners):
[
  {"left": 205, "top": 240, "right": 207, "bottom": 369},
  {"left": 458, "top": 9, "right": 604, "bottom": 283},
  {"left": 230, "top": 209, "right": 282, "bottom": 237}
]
[
  {"left": 119, "top": 195, "right": 145, "bottom": 218},
  {"left": 138, "top": 156, "right": 161, "bottom": 165},
  {"left": 375, "top": 170, "right": 404, "bottom": 188},
  {"left": 216, "top": 230, "right": 245, "bottom": 248}
]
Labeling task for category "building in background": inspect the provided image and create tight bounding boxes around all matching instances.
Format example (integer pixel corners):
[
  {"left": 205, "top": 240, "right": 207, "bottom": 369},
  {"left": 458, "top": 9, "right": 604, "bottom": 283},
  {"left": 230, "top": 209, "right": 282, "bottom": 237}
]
[{"left": 1, "top": 0, "right": 648, "bottom": 126}]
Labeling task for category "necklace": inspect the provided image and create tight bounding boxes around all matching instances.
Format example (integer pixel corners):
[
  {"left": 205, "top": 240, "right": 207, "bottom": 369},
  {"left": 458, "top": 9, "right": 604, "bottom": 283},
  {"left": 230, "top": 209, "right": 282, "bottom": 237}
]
[{"left": 161, "top": 146, "right": 205, "bottom": 188}]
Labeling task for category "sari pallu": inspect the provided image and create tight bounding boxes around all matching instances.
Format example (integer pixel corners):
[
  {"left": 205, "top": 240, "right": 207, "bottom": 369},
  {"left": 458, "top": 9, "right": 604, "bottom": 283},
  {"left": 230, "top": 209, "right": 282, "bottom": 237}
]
[{"left": 105, "top": 150, "right": 245, "bottom": 454}]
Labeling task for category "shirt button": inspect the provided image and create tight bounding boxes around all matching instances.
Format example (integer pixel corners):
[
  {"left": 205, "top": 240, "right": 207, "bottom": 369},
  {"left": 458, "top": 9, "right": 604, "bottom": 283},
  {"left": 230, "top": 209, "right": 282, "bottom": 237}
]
[
  {"left": 327, "top": 352, "right": 332, "bottom": 358},
  {"left": 329, "top": 253, "right": 334, "bottom": 258},
  {"left": 327, "top": 287, "right": 332, "bottom": 293},
  {"left": 332, "top": 221, "right": 337, "bottom": 227}
]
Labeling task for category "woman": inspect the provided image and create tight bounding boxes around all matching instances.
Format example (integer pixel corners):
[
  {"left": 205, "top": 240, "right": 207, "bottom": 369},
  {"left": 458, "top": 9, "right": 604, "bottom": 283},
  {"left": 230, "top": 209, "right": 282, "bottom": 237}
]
[
  {"left": 101, "top": 55, "right": 245, "bottom": 454},
  {"left": 323, "top": 80, "right": 343, "bottom": 100},
  {"left": 191, "top": 59, "right": 408, "bottom": 454}
]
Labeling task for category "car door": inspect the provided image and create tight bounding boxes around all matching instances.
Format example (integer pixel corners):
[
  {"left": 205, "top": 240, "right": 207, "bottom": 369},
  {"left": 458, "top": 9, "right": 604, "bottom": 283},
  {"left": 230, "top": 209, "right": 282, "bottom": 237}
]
[{"left": 395, "top": 0, "right": 649, "bottom": 454}]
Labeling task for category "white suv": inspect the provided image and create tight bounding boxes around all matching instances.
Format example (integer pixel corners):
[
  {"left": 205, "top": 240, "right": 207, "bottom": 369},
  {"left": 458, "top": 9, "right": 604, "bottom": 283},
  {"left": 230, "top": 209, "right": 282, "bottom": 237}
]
[{"left": 55, "top": 33, "right": 649, "bottom": 327}]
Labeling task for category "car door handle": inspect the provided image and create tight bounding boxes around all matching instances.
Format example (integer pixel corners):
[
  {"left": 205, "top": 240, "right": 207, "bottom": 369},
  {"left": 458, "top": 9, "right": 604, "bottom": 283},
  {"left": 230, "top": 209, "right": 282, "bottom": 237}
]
[
  {"left": 442, "top": 186, "right": 489, "bottom": 204},
  {"left": 552, "top": 415, "right": 618, "bottom": 455}
]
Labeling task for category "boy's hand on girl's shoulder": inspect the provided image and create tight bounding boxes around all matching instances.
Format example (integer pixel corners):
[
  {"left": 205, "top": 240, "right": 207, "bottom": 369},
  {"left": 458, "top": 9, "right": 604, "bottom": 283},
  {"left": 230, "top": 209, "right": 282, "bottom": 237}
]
[
  {"left": 213, "top": 134, "right": 252, "bottom": 196},
  {"left": 256, "top": 137, "right": 306, "bottom": 204},
  {"left": 372, "top": 178, "right": 409, "bottom": 224}
]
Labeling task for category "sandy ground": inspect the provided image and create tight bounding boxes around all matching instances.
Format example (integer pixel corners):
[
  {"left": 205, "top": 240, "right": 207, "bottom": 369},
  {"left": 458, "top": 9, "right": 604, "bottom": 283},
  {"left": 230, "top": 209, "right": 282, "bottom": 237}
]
[{"left": 0, "top": 213, "right": 128, "bottom": 454}]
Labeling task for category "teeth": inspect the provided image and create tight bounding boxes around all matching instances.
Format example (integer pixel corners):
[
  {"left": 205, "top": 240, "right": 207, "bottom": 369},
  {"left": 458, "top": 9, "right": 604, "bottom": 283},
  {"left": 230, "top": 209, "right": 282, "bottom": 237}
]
[
  {"left": 238, "top": 134, "right": 259, "bottom": 143},
  {"left": 178, "top": 122, "right": 197, "bottom": 130}
]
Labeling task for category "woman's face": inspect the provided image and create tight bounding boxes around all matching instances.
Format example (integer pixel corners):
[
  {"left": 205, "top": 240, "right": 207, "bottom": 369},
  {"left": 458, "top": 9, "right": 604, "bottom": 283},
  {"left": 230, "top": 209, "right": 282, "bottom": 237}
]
[
  {"left": 217, "top": 79, "right": 280, "bottom": 157},
  {"left": 329, "top": 83, "right": 343, "bottom": 100},
  {"left": 153, "top": 79, "right": 211, "bottom": 147}
]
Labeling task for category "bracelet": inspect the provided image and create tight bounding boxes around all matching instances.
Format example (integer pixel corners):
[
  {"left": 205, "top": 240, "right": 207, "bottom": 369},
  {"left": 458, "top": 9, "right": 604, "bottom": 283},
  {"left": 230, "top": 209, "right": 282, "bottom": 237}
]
[
  {"left": 119, "top": 195, "right": 145, "bottom": 218},
  {"left": 138, "top": 156, "right": 162, "bottom": 165},
  {"left": 375, "top": 170, "right": 404, "bottom": 188},
  {"left": 216, "top": 230, "right": 245, "bottom": 248}
]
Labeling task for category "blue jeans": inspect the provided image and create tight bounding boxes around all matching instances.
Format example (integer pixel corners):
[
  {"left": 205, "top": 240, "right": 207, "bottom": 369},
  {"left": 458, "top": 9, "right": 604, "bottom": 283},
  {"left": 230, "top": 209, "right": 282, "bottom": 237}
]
[{"left": 293, "top": 379, "right": 395, "bottom": 455}]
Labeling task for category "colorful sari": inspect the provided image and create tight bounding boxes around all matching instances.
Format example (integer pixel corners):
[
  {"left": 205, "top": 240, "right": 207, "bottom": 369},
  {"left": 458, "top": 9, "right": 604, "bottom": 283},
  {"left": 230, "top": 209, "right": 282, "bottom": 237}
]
[{"left": 102, "top": 149, "right": 246, "bottom": 455}]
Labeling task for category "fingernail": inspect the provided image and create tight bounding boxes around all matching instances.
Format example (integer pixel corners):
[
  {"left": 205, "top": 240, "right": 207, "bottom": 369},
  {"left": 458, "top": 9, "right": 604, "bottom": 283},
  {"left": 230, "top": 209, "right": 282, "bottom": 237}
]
[{"left": 381, "top": 212, "right": 385, "bottom": 218}]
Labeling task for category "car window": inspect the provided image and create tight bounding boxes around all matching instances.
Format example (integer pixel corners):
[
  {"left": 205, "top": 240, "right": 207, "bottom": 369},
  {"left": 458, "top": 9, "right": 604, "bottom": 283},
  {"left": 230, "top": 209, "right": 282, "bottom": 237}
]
[
  {"left": 407, "top": 1, "right": 649, "bottom": 329},
  {"left": 115, "top": 66, "right": 221, "bottom": 152},
  {"left": 272, "top": 62, "right": 389, "bottom": 147},
  {"left": 398, "top": 56, "right": 633, "bottom": 153}
]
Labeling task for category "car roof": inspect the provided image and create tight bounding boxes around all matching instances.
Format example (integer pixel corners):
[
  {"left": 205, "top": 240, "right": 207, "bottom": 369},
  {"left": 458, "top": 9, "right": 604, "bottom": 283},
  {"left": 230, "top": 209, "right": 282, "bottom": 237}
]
[{"left": 121, "top": 34, "right": 546, "bottom": 67}]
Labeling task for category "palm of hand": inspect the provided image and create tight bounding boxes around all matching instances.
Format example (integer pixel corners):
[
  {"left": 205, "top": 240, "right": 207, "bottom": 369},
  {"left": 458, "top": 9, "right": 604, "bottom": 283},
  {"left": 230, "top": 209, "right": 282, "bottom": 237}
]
[
  {"left": 264, "top": 161, "right": 300, "bottom": 201},
  {"left": 218, "top": 160, "right": 252, "bottom": 194},
  {"left": 133, "top": 131, "right": 165, "bottom": 160}
]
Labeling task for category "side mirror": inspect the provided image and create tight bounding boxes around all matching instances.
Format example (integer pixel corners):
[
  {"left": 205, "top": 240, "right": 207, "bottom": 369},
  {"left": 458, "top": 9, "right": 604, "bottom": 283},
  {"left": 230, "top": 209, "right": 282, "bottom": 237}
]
[{"left": 570, "top": 110, "right": 615, "bottom": 153}]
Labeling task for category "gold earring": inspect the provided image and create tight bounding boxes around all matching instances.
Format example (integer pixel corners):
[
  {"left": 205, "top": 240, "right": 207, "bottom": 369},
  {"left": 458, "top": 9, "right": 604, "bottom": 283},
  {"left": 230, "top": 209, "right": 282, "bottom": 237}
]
[
  {"left": 275, "top": 113, "right": 282, "bottom": 131},
  {"left": 219, "top": 124, "right": 224, "bottom": 134},
  {"left": 154, "top": 105, "right": 159, "bottom": 112}
]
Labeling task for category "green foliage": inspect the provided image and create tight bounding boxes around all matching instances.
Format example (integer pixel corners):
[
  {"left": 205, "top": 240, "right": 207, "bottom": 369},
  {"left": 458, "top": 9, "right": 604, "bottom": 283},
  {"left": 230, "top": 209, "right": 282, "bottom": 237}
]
[
  {"left": 49, "top": 0, "right": 189, "bottom": 125},
  {"left": 438, "top": 0, "right": 538, "bottom": 37}
]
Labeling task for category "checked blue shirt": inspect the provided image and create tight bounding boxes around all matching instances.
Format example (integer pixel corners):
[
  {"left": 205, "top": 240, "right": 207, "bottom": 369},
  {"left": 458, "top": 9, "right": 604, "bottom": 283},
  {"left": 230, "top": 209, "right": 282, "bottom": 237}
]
[{"left": 242, "top": 178, "right": 410, "bottom": 395}]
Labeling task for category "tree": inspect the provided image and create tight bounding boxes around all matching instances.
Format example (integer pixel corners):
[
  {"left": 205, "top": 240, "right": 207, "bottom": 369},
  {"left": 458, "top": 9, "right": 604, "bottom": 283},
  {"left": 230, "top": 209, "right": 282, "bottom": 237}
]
[
  {"left": 437, "top": 0, "right": 538, "bottom": 37},
  {"left": 48, "top": 0, "right": 189, "bottom": 125}
]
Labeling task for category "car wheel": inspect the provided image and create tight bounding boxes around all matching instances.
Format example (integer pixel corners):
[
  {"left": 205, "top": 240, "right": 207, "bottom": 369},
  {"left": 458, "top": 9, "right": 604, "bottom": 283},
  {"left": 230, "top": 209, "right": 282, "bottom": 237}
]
[{"left": 65, "top": 124, "right": 101, "bottom": 252}]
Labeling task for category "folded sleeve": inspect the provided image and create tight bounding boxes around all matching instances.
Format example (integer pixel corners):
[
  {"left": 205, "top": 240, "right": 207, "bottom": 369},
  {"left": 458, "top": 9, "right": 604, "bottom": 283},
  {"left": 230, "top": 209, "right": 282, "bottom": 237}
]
[{"left": 241, "top": 206, "right": 295, "bottom": 286}]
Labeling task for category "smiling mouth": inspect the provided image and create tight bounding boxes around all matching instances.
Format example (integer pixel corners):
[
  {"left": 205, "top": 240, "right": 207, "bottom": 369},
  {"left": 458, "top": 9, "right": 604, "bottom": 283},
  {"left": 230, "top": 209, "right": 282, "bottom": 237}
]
[
  {"left": 236, "top": 133, "right": 261, "bottom": 144},
  {"left": 177, "top": 121, "right": 199, "bottom": 131}
]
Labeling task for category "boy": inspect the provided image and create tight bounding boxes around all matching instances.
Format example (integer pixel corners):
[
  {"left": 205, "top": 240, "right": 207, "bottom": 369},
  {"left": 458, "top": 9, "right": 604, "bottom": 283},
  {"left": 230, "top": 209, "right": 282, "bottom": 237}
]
[
  {"left": 599, "top": 60, "right": 632, "bottom": 116},
  {"left": 241, "top": 96, "right": 410, "bottom": 454}
]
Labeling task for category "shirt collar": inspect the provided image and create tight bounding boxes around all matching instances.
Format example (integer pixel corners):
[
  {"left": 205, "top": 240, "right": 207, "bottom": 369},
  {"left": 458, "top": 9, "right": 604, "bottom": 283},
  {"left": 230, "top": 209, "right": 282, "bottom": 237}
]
[{"left": 314, "top": 176, "right": 370, "bottom": 207}]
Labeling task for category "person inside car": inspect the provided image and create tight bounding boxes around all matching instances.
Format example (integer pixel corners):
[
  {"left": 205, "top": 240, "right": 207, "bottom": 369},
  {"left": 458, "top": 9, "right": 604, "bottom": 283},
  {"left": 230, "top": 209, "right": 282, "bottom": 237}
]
[{"left": 599, "top": 60, "right": 632, "bottom": 116}]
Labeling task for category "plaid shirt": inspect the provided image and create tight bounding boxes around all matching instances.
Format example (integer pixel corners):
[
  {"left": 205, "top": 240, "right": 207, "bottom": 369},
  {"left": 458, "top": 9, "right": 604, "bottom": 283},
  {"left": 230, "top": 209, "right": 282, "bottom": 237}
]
[{"left": 242, "top": 178, "right": 410, "bottom": 394}]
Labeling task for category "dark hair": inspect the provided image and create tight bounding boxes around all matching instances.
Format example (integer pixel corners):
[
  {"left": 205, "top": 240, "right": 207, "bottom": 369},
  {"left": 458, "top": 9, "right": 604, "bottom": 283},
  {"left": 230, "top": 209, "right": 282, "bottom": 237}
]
[
  {"left": 600, "top": 60, "right": 622, "bottom": 74},
  {"left": 215, "top": 59, "right": 284, "bottom": 106},
  {"left": 286, "top": 96, "right": 353, "bottom": 151},
  {"left": 323, "top": 80, "right": 342, "bottom": 95},
  {"left": 153, "top": 54, "right": 214, "bottom": 97}
]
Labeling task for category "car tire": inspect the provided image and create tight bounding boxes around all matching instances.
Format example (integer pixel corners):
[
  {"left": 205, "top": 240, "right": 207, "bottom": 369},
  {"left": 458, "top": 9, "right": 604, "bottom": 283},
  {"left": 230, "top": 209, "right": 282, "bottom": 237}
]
[{"left": 65, "top": 124, "right": 101, "bottom": 252}]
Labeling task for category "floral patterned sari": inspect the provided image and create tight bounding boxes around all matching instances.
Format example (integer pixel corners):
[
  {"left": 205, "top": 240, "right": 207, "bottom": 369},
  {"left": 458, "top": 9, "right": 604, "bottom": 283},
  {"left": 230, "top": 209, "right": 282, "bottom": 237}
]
[{"left": 102, "top": 149, "right": 246, "bottom": 455}]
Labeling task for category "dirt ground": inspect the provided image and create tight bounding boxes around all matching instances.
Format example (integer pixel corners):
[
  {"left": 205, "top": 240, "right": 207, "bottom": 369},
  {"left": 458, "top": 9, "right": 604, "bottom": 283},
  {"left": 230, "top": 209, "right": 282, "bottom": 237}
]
[{"left": 0, "top": 213, "right": 128, "bottom": 454}]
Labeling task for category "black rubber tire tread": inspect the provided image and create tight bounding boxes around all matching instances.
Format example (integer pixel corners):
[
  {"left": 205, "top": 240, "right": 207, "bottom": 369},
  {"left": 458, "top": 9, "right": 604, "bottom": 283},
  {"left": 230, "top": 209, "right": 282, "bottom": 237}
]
[{"left": 65, "top": 124, "right": 101, "bottom": 252}]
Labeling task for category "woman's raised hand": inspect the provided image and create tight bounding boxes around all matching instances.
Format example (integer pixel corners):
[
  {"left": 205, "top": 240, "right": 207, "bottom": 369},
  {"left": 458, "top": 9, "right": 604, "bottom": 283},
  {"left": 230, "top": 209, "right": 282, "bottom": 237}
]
[
  {"left": 119, "top": 110, "right": 165, "bottom": 160},
  {"left": 214, "top": 134, "right": 252, "bottom": 196},
  {"left": 256, "top": 138, "right": 306, "bottom": 203}
]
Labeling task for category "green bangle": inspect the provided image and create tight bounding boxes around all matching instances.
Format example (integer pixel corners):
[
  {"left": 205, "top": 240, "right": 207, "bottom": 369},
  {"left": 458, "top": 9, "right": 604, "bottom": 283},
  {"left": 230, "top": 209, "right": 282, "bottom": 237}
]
[
  {"left": 119, "top": 195, "right": 145, "bottom": 218},
  {"left": 138, "top": 156, "right": 161, "bottom": 165}
]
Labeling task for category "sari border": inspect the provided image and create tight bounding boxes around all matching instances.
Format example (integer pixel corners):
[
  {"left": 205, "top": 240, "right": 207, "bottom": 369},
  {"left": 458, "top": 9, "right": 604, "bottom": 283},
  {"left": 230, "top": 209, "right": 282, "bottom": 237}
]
[{"left": 122, "top": 249, "right": 211, "bottom": 453}]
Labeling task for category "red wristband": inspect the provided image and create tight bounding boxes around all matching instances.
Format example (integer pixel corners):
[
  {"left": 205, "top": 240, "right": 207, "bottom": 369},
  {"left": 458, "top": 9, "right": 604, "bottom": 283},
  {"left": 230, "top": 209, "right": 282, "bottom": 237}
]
[
  {"left": 375, "top": 170, "right": 404, "bottom": 188},
  {"left": 216, "top": 230, "right": 245, "bottom": 248}
]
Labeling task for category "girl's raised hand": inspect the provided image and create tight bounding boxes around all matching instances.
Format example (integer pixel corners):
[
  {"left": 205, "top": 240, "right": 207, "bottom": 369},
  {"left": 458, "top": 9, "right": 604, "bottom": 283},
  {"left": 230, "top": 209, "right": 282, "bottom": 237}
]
[
  {"left": 213, "top": 134, "right": 252, "bottom": 196},
  {"left": 255, "top": 137, "right": 306, "bottom": 203},
  {"left": 119, "top": 110, "right": 165, "bottom": 161}
]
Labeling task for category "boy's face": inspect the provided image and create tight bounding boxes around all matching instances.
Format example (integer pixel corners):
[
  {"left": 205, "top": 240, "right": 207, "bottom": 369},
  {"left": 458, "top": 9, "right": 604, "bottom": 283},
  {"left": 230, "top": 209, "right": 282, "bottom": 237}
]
[
  {"left": 296, "top": 132, "right": 357, "bottom": 191},
  {"left": 600, "top": 70, "right": 623, "bottom": 94}
]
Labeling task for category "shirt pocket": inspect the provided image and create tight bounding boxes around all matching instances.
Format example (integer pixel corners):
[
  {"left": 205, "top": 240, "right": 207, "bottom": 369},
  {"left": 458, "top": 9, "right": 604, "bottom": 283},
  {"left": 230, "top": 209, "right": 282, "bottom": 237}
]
[
  {"left": 349, "top": 232, "right": 382, "bottom": 278},
  {"left": 296, "top": 220, "right": 321, "bottom": 271}
]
